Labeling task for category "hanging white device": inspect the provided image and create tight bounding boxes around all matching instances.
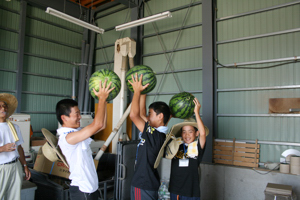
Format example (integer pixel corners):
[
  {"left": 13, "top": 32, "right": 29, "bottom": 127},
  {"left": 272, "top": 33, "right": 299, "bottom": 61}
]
[
  {"left": 115, "top": 11, "right": 172, "bottom": 31},
  {"left": 45, "top": 7, "right": 105, "bottom": 34}
]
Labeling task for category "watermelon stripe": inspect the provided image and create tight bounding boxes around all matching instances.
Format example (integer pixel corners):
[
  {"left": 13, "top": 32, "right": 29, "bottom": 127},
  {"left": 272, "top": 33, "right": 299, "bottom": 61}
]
[{"left": 169, "top": 92, "right": 195, "bottom": 119}]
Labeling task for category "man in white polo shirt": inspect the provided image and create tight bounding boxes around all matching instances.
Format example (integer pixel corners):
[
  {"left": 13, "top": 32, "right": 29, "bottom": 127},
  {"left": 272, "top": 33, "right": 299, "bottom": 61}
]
[
  {"left": 56, "top": 80, "right": 114, "bottom": 200},
  {"left": 0, "top": 93, "right": 31, "bottom": 200}
]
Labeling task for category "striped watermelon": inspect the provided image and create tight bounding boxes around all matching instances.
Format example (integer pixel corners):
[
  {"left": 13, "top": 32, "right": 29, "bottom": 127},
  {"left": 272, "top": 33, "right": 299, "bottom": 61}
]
[
  {"left": 89, "top": 69, "right": 121, "bottom": 101},
  {"left": 169, "top": 92, "right": 195, "bottom": 119},
  {"left": 125, "top": 65, "right": 156, "bottom": 94}
]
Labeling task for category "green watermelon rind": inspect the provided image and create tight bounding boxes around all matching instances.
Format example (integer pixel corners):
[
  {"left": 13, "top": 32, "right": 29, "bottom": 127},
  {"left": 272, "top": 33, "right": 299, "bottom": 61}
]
[
  {"left": 125, "top": 65, "right": 157, "bottom": 94},
  {"left": 169, "top": 92, "right": 195, "bottom": 119},
  {"left": 89, "top": 69, "right": 121, "bottom": 101}
]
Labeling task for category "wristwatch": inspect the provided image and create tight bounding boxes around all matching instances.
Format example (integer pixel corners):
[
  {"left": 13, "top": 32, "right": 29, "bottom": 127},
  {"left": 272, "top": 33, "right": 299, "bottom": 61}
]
[{"left": 23, "top": 164, "right": 27, "bottom": 167}]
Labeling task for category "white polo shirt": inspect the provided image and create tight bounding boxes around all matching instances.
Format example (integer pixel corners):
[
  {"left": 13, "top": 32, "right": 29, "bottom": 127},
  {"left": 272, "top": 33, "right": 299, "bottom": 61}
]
[
  {"left": 57, "top": 127, "right": 98, "bottom": 193},
  {"left": 0, "top": 122, "right": 24, "bottom": 165}
]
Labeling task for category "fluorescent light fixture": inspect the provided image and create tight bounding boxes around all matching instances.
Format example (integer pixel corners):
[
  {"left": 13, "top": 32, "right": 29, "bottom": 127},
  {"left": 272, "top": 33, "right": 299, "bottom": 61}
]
[
  {"left": 45, "top": 7, "right": 104, "bottom": 34},
  {"left": 115, "top": 11, "right": 172, "bottom": 31}
]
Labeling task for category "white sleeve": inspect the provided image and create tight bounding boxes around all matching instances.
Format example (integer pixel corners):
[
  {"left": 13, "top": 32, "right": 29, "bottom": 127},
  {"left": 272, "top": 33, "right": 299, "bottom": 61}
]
[
  {"left": 14, "top": 124, "right": 24, "bottom": 146},
  {"left": 58, "top": 133, "right": 78, "bottom": 150}
]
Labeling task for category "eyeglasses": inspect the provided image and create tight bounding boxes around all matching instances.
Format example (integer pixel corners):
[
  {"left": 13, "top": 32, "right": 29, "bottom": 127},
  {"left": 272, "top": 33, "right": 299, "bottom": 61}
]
[{"left": 0, "top": 104, "right": 8, "bottom": 109}]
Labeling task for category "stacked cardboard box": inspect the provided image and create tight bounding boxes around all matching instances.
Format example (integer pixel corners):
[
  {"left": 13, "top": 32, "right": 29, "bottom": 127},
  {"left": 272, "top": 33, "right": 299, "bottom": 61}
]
[{"left": 264, "top": 183, "right": 293, "bottom": 200}]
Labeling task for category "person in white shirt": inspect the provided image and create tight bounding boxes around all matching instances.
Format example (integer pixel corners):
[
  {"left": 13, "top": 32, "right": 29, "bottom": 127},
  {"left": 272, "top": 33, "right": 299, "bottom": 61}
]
[
  {"left": 0, "top": 93, "right": 31, "bottom": 200},
  {"left": 56, "top": 80, "right": 114, "bottom": 200}
]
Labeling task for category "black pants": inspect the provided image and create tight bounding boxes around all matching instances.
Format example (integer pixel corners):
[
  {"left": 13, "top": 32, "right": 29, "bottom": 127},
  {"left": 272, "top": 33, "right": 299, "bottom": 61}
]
[{"left": 69, "top": 186, "right": 99, "bottom": 200}]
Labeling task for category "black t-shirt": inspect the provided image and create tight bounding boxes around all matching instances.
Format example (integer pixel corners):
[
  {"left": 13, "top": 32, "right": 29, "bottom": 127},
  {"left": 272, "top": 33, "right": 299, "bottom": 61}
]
[
  {"left": 169, "top": 140, "right": 206, "bottom": 197},
  {"left": 131, "top": 122, "right": 167, "bottom": 191}
]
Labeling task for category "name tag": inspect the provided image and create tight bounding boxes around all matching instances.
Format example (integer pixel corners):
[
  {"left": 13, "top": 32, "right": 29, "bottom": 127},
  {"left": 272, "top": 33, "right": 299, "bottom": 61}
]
[{"left": 179, "top": 159, "right": 189, "bottom": 167}]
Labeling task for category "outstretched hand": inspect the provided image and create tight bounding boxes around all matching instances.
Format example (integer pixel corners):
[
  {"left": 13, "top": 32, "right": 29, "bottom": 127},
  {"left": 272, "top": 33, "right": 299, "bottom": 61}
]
[
  {"left": 93, "top": 79, "right": 115, "bottom": 101},
  {"left": 193, "top": 97, "right": 201, "bottom": 114},
  {"left": 128, "top": 73, "right": 149, "bottom": 93}
]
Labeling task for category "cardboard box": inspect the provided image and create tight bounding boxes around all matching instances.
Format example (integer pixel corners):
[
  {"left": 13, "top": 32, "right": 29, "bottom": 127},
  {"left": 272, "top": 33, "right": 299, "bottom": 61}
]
[
  {"left": 33, "top": 151, "right": 99, "bottom": 179},
  {"left": 30, "top": 137, "right": 47, "bottom": 146}
]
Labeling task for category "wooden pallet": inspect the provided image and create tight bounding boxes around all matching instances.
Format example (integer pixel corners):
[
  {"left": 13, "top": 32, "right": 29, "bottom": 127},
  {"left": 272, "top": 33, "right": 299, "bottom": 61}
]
[{"left": 213, "top": 139, "right": 260, "bottom": 168}]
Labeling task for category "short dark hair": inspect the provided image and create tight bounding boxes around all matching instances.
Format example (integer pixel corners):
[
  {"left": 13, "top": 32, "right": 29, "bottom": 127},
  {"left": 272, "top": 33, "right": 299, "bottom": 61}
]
[
  {"left": 56, "top": 99, "right": 78, "bottom": 125},
  {"left": 148, "top": 101, "right": 171, "bottom": 125}
]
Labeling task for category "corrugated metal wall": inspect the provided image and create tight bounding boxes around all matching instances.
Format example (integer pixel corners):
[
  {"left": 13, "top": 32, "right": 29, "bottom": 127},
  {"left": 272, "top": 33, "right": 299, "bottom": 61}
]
[
  {"left": 143, "top": 0, "right": 203, "bottom": 128},
  {"left": 216, "top": 0, "right": 300, "bottom": 162},
  {"left": 94, "top": 4, "right": 130, "bottom": 73},
  {"left": 0, "top": 1, "right": 19, "bottom": 94},
  {"left": 0, "top": 1, "right": 83, "bottom": 136},
  {"left": 1, "top": 0, "right": 299, "bottom": 163}
]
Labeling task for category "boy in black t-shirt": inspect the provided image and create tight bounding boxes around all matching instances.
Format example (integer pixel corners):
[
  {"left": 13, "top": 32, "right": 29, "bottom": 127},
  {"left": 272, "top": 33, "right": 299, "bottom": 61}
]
[
  {"left": 128, "top": 73, "right": 171, "bottom": 200},
  {"left": 167, "top": 98, "right": 208, "bottom": 200}
]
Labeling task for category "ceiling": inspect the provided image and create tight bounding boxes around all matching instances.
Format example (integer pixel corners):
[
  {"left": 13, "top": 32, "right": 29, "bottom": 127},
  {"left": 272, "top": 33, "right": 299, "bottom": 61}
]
[{"left": 68, "top": 0, "right": 114, "bottom": 9}]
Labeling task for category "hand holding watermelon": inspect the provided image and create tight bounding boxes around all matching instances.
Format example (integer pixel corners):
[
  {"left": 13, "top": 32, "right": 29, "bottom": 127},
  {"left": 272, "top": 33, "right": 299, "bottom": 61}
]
[
  {"left": 127, "top": 73, "right": 149, "bottom": 93},
  {"left": 193, "top": 97, "right": 201, "bottom": 115},
  {"left": 89, "top": 69, "right": 121, "bottom": 101},
  {"left": 92, "top": 79, "right": 115, "bottom": 101},
  {"left": 126, "top": 65, "right": 157, "bottom": 94}
]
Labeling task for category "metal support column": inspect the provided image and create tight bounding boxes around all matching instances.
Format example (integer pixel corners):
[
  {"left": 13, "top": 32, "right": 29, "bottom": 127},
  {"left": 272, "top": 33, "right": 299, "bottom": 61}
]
[
  {"left": 16, "top": 0, "right": 27, "bottom": 113},
  {"left": 129, "top": 0, "right": 143, "bottom": 140},
  {"left": 202, "top": 0, "right": 214, "bottom": 163},
  {"left": 83, "top": 10, "right": 96, "bottom": 113}
]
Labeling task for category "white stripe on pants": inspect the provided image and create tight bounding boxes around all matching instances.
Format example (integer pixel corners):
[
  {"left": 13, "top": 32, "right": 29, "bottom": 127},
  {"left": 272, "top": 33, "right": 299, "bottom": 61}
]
[{"left": 0, "top": 161, "right": 23, "bottom": 200}]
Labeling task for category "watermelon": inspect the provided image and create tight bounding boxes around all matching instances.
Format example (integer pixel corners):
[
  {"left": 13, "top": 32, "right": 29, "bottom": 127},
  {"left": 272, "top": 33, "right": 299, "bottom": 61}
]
[
  {"left": 169, "top": 92, "right": 195, "bottom": 119},
  {"left": 125, "top": 65, "right": 156, "bottom": 94},
  {"left": 89, "top": 69, "right": 121, "bottom": 101}
]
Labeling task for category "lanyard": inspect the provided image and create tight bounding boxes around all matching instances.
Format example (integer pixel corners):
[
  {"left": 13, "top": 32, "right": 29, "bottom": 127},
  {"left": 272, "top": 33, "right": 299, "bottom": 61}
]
[{"left": 183, "top": 144, "right": 188, "bottom": 158}]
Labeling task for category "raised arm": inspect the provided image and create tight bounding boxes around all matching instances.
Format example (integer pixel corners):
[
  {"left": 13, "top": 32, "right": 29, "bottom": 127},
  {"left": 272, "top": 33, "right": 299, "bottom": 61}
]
[
  {"left": 128, "top": 73, "right": 149, "bottom": 132},
  {"left": 194, "top": 98, "right": 206, "bottom": 149},
  {"left": 140, "top": 94, "right": 147, "bottom": 122},
  {"left": 97, "top": 102, "right": 107, "bottom": 132},
  {"left": 66, "top": 80, "right": 114, "bottom": 145}
]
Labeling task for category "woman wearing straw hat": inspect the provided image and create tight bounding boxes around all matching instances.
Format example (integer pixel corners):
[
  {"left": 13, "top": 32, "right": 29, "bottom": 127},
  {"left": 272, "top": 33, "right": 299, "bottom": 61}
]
[
  {"left": 0, "top": 93, "right": 31, "bottom": 200},
  {"left": 56, "top": 80, "right": 114, "bottom": 200}
]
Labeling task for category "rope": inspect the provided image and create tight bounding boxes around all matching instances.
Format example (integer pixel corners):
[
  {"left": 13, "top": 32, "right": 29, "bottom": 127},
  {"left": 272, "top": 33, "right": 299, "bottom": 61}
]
[{"left": 143, "top": 0, "right": 195, "bottom": 102}]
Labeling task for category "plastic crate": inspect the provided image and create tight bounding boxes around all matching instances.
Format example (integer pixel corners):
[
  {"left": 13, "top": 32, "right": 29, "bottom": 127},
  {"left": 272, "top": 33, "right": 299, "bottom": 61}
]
[
  {"left": 21, "top": 181, "right": 37, "bottom": 200},
  {"left": 29, "top": 169, "right": 69, "bottom": 200}
]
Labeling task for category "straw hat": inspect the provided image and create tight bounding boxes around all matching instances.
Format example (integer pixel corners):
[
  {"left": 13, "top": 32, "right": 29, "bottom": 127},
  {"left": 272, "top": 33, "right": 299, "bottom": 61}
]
[
  {"left": 41, "top": 128, "right": 69, "bottom": 168},
  {"left": 170, "top": 118, "right": 209, "bottom": 138},
  {"left": 154, "top": 118, "right": 209, "bottom": 169},
  {"left": 0, "top": 93, "right": 18, "bottom": 118}
]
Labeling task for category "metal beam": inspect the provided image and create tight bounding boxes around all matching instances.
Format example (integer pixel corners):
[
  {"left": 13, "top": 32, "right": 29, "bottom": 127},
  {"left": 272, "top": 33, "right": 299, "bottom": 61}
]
[
  {"left": 115, "top": 0, "right": 137, "bottom": 8},
  {"left": 94, "top": 1, "right": 121, "bottom": 14},
  {"left": 217, "top": 56, "right": 299, "bottom": 68},
  {"left": 215, "top": 138, "right": 300, "bottom": 147},
  {"left": 217, "top": 85, "right": 300, "bottom": 92},
  {"left": 217, "top": 114, "right": 300, "bottom": 117},
  {"left": 22, "top": 91, "right": 71, "bottom": 97},
  {"left": 217, "top": 1, "right": 300, "bottom": 21},
  {"left": 83, "top": 10, "right": 97, "bottom": 113},
  {"left": 16, "top": 1, "right": 27, "bottom": 113},
  {"left": 202, "top": 0, "right": 214, "bottom": 163},
  {"left": 217, "top": 28, "right": 300, "bottom": 45},
  {"left": 142, "top": 44, "right": 202, "bottom": 57},
  {"left": 25, "top": 0, "right": 88, "bottom": 19}
]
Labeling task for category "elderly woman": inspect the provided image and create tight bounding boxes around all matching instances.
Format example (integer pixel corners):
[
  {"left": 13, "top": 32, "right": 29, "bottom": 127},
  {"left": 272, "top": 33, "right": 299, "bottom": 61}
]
[{"left": 0, "top": 93, "right": 31, "bottom": 200}]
